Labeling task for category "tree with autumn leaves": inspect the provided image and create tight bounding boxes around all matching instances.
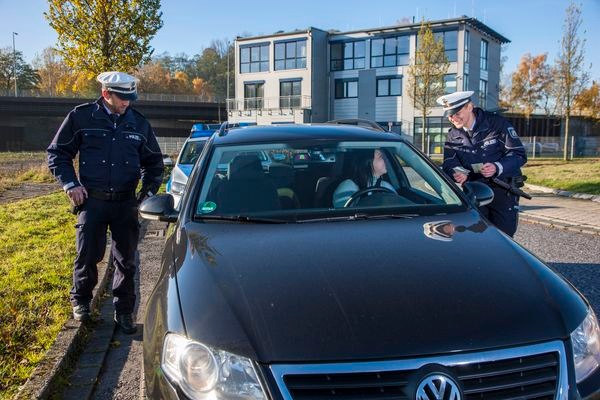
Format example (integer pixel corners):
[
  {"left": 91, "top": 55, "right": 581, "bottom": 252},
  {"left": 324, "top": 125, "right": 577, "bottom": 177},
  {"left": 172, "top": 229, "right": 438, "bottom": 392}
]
[
  {"left": 508, "top": 53, "right": 553, "bottom": 135},
  {"left": 45, "top": 0, "right": 163, "bottom": 75},
  {"left": 407, "top": 21, "right": 449, "bottom": 152}
]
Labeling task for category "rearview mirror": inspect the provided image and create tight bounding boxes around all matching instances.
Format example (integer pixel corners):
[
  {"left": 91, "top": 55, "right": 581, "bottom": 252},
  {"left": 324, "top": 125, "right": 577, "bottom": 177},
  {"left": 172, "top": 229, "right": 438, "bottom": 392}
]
[
  {"left": 139, "top": 194, "right": 178, "bottom": 223},
  {"left": 463, "top": 182, "right": 494, "bottom": 207}
]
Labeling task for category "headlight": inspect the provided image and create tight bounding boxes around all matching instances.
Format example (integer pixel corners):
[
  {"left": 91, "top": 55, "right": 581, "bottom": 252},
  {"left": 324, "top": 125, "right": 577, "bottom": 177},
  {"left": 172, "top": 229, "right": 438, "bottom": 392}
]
[
  {"left": 570, "top": 308, "right": 600, "bottom": 382},
  {"left": 171, "top": 181, "right": 186, "bottom": 195},
  {"left": 161, "top": 333, "right": 267, "bottom": 399}
]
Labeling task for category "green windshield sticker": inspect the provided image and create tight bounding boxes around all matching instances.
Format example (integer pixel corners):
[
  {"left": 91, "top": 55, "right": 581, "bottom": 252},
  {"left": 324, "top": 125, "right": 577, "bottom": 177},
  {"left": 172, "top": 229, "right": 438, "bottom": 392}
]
[{"left": 199, "top": 201, "right": 217, "bottom": 214}]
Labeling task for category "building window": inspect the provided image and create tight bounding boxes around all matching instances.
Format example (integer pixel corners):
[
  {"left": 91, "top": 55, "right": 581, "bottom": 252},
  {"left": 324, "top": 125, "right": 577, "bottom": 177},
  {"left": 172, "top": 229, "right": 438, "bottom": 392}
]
[
  {"left": 240, "top": 43, "right": 270, "bottom": 73},
  {"left": 416, "top": 30, "right": 457, "bottom": 62},
  {"left": 331, "top": 40, "right": 365, "bottom": 71},
  {"left": 434, "top": 30, "right": 458, "bottom": 62},
  {"left": 376, "top": 76, "right": 402, "bottom": 96},
  {"left": 414, "top": 116, "right": 453, "bottom": 154},
  {"left": 464, "top": 30, "right": 470, "bottom": 63},
  {"left": 444, "top": 74, "right": 457, "bottom": 94},
  {"left": 463, "top": 73, "right": 469, "bottom": 90},
  {"left": 275, "top": 39, "right": 307, "bottom": 71},
  {"left": 480, "top": 39, "right": 488, "bottom": 71},
  {"left": 479, "top": 79, "right": 487, "bottom": 108},
  {"left": 244, "top": 82, "right": 264, "bottom": 109},
  {"left": 280, "top": 80, "right": 301, "bottom": 108},
  {"left": 377, "top": 121, "right": 402, "bottom": 134},
  {"left": 371, "top": 36, "right": 410, "bottom": 68},
  {"left": 334, "top": 79, "right": 358, "bottom": 99}
]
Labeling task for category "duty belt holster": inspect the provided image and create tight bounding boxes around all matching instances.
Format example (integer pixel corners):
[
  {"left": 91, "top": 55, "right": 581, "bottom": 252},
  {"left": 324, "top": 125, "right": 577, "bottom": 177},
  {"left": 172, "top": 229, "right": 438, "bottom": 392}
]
[{"left": 88, "top": 189, "right": 136, "bottom": 201}]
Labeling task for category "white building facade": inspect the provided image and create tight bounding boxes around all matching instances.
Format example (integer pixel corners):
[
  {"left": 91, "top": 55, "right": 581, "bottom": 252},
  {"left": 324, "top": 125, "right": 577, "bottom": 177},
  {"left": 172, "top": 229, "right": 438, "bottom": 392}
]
[{"left": 227, "top": 17, "right": 509, "bottom": 153}]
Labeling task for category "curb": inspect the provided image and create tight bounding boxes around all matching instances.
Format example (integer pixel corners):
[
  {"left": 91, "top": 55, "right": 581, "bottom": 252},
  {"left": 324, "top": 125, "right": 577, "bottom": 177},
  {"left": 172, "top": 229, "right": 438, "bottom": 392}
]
[
  {"left": 524, "top": 183, "right": 600, "bottom": 203},
  {"left": 15, "top": 244, "right": 114, "bottom": 400},
  {"left": 519, "top": 213, "right": 600, "bottom": 236}
]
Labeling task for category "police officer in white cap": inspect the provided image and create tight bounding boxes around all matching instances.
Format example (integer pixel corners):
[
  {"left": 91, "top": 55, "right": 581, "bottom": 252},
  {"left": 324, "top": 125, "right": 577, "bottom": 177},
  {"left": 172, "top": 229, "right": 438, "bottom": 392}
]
[
  {"left": 438, "top": 90, "right": 527, "bottom": 237},
  {"left": 48, "top": 71, "right": 164, "bottom": 333}
]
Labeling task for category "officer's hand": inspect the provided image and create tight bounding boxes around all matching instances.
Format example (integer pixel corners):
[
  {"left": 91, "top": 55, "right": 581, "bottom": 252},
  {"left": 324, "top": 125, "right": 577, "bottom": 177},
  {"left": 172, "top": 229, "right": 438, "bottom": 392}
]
[
  {"left": 453, "top": 172, "right": 468, "bottom": 185},
  {"left": 481, "top": 163, "right": 497, "bottom": 178},
  {"left": 67, "top": 186, "right": 88, "bottom": 206}
]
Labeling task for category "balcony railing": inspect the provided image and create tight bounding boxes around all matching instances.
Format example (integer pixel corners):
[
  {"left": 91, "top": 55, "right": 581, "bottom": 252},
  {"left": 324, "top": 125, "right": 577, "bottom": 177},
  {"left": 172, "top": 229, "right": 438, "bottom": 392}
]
[{"left": 227, "top": 96, "right": 311, "bottom": 112}]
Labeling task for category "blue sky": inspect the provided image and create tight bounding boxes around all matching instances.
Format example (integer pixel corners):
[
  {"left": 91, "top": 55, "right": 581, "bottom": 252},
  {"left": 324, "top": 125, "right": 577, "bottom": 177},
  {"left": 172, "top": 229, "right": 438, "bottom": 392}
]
[{"left": 1, "top": 0, "right": 598, "bottom": 81}]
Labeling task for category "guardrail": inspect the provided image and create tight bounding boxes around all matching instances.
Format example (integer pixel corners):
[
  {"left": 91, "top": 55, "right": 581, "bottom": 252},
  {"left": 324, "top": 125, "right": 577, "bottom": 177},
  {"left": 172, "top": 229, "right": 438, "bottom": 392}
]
[{"left": 226, "top": 96, "right": 311, "bottom": 111}]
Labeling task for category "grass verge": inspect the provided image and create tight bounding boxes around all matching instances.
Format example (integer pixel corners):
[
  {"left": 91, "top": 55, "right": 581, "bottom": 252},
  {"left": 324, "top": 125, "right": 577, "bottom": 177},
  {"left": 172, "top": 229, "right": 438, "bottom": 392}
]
[
  {"left": 0, "top": 152, "right": 55, "bottom": 195},
  {"left": 523, "top": 158, "right": 600, "bottom": 195},
  {"left": 0, "top": 192, "right": 76, "bottom": 399}
]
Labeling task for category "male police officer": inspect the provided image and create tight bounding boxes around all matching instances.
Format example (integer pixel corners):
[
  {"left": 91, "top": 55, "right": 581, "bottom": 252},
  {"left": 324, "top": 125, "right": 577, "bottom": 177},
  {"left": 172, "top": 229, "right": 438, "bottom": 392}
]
[
  {"left": 438, "top": 91, "right": 527, "bottom": 237},
  {"left": 48, "top": 71, "right": 163, "bottom": 334}
]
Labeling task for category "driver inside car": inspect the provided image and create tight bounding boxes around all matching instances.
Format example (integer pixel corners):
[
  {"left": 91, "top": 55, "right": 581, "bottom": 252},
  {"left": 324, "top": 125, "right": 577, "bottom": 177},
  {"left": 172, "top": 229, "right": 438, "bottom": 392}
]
[{"left": 332, "top": 149, "right": 396, "bottom": 208}]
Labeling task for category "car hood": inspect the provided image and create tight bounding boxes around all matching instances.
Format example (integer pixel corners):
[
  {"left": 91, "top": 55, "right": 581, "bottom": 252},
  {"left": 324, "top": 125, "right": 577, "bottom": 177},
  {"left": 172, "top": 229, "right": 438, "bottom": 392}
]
[{"left": 174, "top": 210, "right": 587, "bottom": 363}]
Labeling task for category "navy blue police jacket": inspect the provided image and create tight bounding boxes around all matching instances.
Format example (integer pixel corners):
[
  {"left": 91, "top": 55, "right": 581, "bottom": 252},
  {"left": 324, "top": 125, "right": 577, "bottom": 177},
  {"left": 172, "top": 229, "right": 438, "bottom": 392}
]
[
  {"left": 442, "top": 107, "right": 527, "bottom": 183},
  {"left": 47, "top": 98, "right": 164, "bottom": 195}
]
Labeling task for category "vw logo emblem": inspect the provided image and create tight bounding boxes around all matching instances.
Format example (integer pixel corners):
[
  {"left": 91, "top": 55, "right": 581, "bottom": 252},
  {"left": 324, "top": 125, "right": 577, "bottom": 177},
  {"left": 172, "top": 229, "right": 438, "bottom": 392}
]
[{"left": 416, "top": 374, "right": 461, "bottom": 400}]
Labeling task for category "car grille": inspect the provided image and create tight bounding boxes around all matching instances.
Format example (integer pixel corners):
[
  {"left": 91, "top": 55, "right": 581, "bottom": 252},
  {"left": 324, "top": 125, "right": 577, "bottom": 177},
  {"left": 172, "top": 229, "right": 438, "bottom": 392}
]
[{"left": 270, "top": 341, "right": 567, "bottom": 400}]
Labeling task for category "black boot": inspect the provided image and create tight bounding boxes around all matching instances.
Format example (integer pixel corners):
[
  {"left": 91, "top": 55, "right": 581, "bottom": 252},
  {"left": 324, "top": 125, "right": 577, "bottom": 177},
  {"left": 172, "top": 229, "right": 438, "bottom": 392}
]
[
  {"left": 114, "top": 313, "right": 137, "bottom": 334},
  {"left": 73, "top": 304, "right": 91, "bottom": 322}
]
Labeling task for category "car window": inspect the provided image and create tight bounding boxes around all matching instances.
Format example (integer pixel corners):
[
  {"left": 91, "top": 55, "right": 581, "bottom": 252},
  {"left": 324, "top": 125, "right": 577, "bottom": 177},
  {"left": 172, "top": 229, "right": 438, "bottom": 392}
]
[
  {"left": 193, "top": 141, "right": 463, "bottom": 221},
  {"left": 179, "top": 140, "right": 207, "bottom": 165}
]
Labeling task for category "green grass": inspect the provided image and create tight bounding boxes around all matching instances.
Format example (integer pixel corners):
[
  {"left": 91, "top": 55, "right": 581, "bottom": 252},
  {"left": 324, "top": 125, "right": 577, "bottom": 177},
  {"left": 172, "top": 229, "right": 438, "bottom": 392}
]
[
  {"left": 523, "top": 158, "right": 600, "bottom": 194},
  {"left": 0, "top": 192, "right": 76, "bottom": 399},
  {"left": 0, "top": 151, "right": 46, "bottom": 162}
]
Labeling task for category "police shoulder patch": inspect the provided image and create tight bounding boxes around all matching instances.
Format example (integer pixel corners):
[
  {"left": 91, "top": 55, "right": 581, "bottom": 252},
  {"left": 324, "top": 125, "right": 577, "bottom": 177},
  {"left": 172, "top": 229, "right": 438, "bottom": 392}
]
[{"left": 507, "top": 127, "right": 519, "bottom": 139}]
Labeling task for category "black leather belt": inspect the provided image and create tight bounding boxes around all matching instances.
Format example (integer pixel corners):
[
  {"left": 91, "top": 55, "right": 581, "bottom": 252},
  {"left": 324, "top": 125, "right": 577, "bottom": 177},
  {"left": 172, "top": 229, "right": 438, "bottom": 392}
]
[{"left": 88, "top": 189, "right": 135, "bottom": 201}]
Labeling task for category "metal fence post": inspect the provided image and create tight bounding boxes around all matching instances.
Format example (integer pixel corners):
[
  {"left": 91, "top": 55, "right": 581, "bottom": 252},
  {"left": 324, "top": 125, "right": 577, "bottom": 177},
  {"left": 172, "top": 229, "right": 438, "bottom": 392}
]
[
  {"left": 570, "top": 136, "right": 575, "bottom": 160},
  {"left": 532, "top": 136, "right": 536, "bottom": 159}
]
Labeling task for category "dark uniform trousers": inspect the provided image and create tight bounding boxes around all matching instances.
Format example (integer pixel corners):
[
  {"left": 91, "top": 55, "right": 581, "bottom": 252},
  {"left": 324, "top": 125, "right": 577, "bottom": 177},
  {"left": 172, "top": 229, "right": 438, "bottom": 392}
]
[
  {"left": 479, "top": 185, "right": 519, "bottom": 237},
  {"left": 73, "top": 197, "right": 139, "bottom": 314}
]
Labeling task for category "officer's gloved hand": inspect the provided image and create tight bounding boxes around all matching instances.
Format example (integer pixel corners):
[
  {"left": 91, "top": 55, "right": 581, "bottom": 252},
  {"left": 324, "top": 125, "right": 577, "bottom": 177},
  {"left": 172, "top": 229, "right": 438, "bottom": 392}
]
[{"left": 136, "top": 189, "right": 154, "bottom": 205}]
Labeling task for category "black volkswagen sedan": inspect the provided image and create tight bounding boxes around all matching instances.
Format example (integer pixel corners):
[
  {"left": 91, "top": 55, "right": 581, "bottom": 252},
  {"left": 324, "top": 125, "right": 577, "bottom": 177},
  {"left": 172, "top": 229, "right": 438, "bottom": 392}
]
[{"left": 140, "top": 123, "right": 600, "bottom": 400}]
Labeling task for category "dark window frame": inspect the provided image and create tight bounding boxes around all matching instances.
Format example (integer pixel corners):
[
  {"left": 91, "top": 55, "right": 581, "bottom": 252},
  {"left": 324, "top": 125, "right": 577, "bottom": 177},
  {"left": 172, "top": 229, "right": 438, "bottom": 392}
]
[
  {"left": 376, "top": 75, "right": 403, "bottom": 97},
  {"left": 334, "top": 78, "right": 359, "bottom": 99},
  {"left": 244, "top": 81, "right": 264, "bottom": 109},
  {"left": 480, "top": 39, "right": 488, "bottom": 71},
  {"left": 279, "top": 79, "right": 302, "bottom": 108},
  {"left": 479, "top": 79, "right": 488, "bottom": 108},
  {"left": 444, "top": 74, "right": 457, "bottom": 95},
  {"left": 330, "top": 40, "right": 366, "bottom": 71},
  {"left": 370, "top": 35, "right": 410, "bottom": 68},
  {"left": 240, "top": 42, "right": 270, "bottom": 74},
  {"left": 274, "top": 39, "right": 307, "bottom": 71}
]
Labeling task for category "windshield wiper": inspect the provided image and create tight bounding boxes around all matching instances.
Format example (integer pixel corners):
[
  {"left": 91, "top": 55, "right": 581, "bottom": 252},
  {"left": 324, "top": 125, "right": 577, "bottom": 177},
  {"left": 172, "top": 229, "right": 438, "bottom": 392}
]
[
  {"left": 195, "top": 214, "right": 287, "bottom": 224},
  {"left": 298, "top": 212, "right": 418, "bottom": 223}
]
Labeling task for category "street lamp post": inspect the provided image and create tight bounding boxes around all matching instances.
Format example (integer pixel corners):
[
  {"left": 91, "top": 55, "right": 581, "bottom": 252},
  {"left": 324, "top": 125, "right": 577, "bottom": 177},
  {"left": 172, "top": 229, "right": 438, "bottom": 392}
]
[{"left": 12, "top": 32, "right": 18, "bottom": 97}]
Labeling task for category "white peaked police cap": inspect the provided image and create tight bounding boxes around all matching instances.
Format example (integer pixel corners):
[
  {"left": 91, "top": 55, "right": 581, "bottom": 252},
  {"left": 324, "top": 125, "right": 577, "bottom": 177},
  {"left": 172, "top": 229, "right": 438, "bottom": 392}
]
[
  {"left": 436, "top": 90, "right": 474, "bottom": 116},
  {"left": 97, "top": 71, "right": 138, "bottom": 101}
]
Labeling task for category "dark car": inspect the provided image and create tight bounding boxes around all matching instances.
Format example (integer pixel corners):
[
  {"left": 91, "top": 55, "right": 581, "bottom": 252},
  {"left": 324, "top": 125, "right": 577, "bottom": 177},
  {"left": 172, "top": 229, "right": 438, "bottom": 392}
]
[{"left": 140, "top": 124, "right": 600, "bottom": 400}]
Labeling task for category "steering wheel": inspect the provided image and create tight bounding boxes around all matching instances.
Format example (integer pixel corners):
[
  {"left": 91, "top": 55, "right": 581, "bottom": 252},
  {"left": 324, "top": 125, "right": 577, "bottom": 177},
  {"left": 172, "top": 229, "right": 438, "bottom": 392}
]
[{"left": 343, "top": 186, "right": 396, "bottom": 207}]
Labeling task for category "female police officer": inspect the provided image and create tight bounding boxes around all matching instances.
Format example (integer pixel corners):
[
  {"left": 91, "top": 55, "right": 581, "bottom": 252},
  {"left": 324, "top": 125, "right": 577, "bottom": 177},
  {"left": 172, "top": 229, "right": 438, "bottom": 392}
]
[
  {"left": 47, "top": 71, "right": 164, "bottom": 333},
  {"left": 438, "top": 91, "right": 527, "bottom": 237}
]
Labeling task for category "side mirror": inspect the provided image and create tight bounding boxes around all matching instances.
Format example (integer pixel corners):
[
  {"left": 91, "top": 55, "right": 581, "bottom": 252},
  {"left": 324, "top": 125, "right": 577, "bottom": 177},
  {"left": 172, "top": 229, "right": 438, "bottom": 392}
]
[
  {"left": 463, "top": 181, "right": 494, "bottom": 207},
  {"left": 139, "top": 194, "right": 178, "bottom": 223}
]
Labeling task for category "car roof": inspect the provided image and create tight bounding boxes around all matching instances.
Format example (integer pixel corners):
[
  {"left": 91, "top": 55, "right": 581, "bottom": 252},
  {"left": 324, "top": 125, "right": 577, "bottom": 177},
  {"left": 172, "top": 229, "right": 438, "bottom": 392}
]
[
  {"left": 185, "top": 136, "right": 211, "bottom": 143},
  {"left": 212, "top": 124, "right": 405, "bottom": 145}
]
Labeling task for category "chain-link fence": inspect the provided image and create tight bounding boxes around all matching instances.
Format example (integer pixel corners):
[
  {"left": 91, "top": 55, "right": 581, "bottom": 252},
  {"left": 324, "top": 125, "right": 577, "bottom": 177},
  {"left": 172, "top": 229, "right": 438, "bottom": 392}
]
[
  {"left": 156, "top": 137, "right": 186, "bottom": 157},
  {"left": 520, "top": 136, "right": 600, "bottom": 159}
]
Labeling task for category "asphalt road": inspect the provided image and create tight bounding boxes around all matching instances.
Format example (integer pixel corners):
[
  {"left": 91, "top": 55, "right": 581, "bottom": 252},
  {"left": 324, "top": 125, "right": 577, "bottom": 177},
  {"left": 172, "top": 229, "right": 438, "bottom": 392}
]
[{"left": 89, "top": 220, "right": 600, "bottom": 399}]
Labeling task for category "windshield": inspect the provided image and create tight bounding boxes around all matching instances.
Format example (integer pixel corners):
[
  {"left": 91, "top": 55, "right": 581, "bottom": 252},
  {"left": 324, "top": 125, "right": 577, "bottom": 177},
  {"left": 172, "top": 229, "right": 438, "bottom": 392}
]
[
  {"left": 179, "top": 140, "right": 207, "bottom": 165},
  {"left": 194, "top": 141, "right": 463, "bottom": 221}
]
